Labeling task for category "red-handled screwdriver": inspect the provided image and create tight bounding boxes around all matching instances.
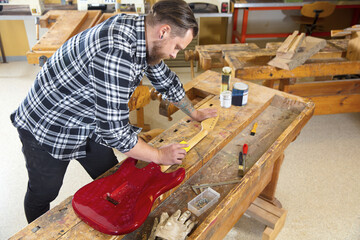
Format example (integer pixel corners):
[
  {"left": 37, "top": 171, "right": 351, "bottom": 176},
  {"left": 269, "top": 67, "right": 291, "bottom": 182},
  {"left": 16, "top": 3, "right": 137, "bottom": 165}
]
[
  {"left": 238, "top": 144, "right": 248, "bottom": 177},
  {"left": 243, "top": 144, "right": 248, "bottom": 159},
  {"left": 242, "top": 144, "right": 248, "bottom": 173}
]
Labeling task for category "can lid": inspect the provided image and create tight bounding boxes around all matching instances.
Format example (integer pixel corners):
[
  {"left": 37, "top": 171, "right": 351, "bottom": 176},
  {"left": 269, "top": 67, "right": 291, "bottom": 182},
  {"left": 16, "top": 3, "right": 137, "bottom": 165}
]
[
  {"left": 221, "top": 90, "right": 232, "bottom": 96},
  {"left": 233, "top": 82, "right": 248, "bottom": 90},
  {"left": 222, "top": 67, "right": 232, "bottom": 74}
]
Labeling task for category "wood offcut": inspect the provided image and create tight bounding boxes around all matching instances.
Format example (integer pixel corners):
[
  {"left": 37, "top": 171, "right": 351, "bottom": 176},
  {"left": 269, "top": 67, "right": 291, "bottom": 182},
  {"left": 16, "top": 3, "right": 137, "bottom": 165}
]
[{"left": 268, "top": 32, "right": 326, "bottom": 70}]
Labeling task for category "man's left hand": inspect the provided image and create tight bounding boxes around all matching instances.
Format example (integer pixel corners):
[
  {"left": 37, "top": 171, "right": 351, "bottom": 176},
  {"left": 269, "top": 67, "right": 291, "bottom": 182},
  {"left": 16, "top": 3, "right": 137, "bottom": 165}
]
[{"left": 190, "top": 108, "right": 217, "bottom": 122}]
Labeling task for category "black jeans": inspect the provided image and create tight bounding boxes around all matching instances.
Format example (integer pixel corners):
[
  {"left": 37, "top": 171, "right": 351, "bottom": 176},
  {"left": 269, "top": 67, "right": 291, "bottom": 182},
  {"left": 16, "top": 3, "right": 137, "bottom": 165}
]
[{"left": 17, "top": 128, "right": 118, "bottom": 223}]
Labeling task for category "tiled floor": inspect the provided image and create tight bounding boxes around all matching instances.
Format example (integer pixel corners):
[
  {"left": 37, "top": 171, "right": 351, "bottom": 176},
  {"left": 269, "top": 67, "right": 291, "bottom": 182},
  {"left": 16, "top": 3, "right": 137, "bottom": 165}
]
[{"left": 1, "top": 61, "right": 359, "bottom": 239}]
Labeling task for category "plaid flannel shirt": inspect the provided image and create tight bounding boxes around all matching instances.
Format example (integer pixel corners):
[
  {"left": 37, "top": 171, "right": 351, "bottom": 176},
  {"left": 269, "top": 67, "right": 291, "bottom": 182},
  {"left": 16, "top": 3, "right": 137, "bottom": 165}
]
[{"left": 11, "top": 14, "right": 185, "bottom": 160}]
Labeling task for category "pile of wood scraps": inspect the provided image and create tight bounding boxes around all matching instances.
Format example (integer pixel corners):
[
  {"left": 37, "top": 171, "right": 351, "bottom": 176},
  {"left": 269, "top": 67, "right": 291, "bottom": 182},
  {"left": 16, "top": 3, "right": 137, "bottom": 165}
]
[{"left": 268, "top": 31, "right": 327, "bottom": 70}]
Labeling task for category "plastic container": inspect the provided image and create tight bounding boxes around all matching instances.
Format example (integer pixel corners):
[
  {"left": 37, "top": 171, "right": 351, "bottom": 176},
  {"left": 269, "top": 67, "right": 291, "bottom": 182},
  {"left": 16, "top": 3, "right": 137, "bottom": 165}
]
[
  {"left": 187, "top": 187, "right": 220, "bottom": 217},
  {"left": 220, "top": 90, "right": 232, "bottom": 108}
]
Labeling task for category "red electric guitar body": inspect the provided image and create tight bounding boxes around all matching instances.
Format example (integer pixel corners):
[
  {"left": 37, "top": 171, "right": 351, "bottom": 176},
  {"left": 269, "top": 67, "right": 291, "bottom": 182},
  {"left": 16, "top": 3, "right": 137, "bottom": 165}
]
[{"left": 72, "top": 157, "right": 185, "bottom": 235}]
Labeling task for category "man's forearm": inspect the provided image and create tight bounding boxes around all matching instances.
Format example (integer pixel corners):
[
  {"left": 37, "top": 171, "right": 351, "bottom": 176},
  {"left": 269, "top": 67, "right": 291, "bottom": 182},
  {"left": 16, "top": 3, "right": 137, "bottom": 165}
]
[
  {"left": 125, "top": 138, "right": 160, "bottom": 163},
  {"left": 173, "top": 95, "right": 196, "bottom": 117}
]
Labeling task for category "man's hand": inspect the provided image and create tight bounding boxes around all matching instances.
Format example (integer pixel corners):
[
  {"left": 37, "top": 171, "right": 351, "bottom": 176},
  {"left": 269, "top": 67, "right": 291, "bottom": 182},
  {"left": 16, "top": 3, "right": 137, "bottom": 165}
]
[
  {"left": 125, "top": 138, "right": 187, "bottom": 165},
  {"left": 190, "top": 108, "right": 218, "bottom": 122},
  {"left": 156, "top": 143, "right": 188, "bottom": 165},
  {"left": 172, "top": 96, "right": 218, "bottom": 123}
]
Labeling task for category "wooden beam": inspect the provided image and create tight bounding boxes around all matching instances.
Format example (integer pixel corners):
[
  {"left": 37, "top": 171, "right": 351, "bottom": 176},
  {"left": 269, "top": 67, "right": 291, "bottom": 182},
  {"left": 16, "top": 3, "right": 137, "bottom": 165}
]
[
  {"left": 311, "top": 94, "right": 360, "bottom": 115},
  {"left": 284, "top": 79, "right": 360, "bottom": 97},
  {"left": 230, "top": 60, "right": 360, "bottom": 80}
]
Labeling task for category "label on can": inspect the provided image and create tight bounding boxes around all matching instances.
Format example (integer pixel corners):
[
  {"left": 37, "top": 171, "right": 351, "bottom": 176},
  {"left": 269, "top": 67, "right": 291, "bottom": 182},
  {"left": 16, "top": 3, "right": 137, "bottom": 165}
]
[
  {"left": 232, "top": 82, "right": 248, "bottom": 106},
  {"left": 221, "top": 67, "right": 232, "bottom": 93},
  {"left": 220, "top": 90, "right": 232, "bottom": 108}
]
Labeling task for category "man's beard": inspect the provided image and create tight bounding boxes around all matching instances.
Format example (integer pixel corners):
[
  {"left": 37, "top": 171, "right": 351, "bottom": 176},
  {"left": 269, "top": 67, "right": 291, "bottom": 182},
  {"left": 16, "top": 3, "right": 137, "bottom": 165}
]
[{"left": 146, "top": 40, "right": 166, "bottom": 66}]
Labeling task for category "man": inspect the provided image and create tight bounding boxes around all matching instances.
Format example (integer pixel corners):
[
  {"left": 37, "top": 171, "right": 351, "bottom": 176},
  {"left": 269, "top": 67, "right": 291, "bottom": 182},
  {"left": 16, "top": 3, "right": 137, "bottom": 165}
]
[{"left": 11, "top": 0, "right": 217, "bottom": 223}]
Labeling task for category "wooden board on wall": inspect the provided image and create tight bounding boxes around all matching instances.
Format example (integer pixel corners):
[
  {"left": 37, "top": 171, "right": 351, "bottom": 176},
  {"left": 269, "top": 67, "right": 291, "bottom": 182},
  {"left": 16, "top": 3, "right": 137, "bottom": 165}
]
[{"left": 0, "top": 20, "right": 30, "bottom": 57}]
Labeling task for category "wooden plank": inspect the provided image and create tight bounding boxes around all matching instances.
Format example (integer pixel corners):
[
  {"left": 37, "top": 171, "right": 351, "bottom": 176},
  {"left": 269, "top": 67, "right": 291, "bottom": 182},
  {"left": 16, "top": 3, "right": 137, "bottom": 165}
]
[
  {"left": 228, "top": 59, "right": 360, "bottom": 80},
  {"left": 195, "top": 43, "right": 259, "bottom": 52},
  {"left": 284, "top": 79, "right": 360, "bottom": 97},
  {"left": 310, "top": 94, "right": 360, "bottom": 115},
  {"left": 267, "top": 39, "right": 347, "bottom": 59},
  {"left": 268, "top": 36, "right": 327, "bottom": 70}
]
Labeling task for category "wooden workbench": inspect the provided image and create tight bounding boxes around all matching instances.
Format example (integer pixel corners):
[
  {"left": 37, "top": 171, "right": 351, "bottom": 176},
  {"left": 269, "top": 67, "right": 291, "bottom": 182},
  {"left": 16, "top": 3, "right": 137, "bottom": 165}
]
[
  {"left": 26, "top": 10, "right": 118, "bottom": 65},
  {"left": 189, "top": 40, "right": 360, "bottom": 115},
  {"left": 10, "top": 70, "right": 314, "bottom": 240}
]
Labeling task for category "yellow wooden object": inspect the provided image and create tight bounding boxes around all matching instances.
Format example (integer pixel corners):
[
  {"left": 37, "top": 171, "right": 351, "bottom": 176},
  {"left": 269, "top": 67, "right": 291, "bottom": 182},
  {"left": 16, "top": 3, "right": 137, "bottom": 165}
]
[{"left": 0, "top": 21, "right": 30, "bottom": 57}]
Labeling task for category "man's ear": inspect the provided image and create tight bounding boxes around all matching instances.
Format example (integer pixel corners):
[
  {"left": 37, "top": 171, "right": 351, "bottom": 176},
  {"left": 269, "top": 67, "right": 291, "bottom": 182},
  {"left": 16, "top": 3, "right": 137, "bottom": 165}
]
[{"left": 159, "top": 24, "right": 171, "bottom": 39}]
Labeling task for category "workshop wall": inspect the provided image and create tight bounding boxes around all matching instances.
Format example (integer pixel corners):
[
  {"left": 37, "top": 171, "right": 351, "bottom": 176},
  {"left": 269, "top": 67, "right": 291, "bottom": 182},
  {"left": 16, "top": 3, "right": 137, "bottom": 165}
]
[{"left": 199, "top": 17, "right": 228, "bottom": 45}]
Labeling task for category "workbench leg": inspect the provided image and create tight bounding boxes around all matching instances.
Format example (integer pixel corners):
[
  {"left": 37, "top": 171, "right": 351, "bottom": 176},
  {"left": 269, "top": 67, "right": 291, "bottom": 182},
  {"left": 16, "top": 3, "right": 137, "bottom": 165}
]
[
  {"left": 263, "top": 80, "right": 275, "bottom": 88},
  {"left": 278, "top": 79, "right": 290, "bottom": 92},
  {"left": 136, "top": 107, "right": 150, "bottom": 131},
  {"left": 260, "top": 153, "right": 284, "bottom": 208}
]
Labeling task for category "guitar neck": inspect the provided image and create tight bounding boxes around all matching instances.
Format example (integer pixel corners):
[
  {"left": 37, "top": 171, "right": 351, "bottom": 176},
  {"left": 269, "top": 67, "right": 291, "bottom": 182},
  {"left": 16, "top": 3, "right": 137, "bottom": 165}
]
[
  {"left": 187, "top": 129, "right": 208, "bottom": 150},
  {"left": 161, "top": 129, "right": 208, "bottom": 172}
]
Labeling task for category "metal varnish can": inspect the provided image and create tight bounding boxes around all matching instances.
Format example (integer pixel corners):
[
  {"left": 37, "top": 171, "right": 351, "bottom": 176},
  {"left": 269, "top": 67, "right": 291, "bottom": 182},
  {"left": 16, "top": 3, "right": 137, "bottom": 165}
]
[
  {"left": 220, "top": 90, "right": 232, "bottom": 108},
  {"left": 232, "top": 82, "right": 248, "bottom": 106}
]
